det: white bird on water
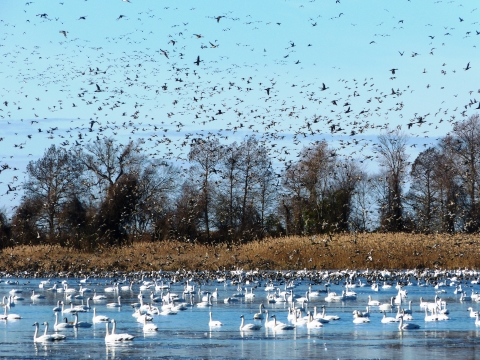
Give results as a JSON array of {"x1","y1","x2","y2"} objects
[
  {"x1": 105, "y1": 319, "x2": 134, "y2": 342},
  {"x1": 239, "y1": 315, "x2": 261, "y2": 331},
  {"x1": 208, "y1": 312, "x2": 223, "y2": 327},
  {"x1": 398, "y1": 315, "x2": 420, "y2": 330},
  {"x1": 33, "y1": 322, "x2": 66, "y2": 342}
]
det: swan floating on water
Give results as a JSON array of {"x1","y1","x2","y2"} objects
[
  {"x1": 54, "y1": 312, "x2": 73, "y2": 330},
  {"x1": 398, "y1": 315, "x2": 420, "y2": 330},
  {"x1": 105, "y1": 319, "x2": 134, "y2": 342},
  {"x1": 33, "y1": 322, "x2": 66, "y2": 342},
  {"x1": 92, "y1": 308, "x2": 109, "y2": 323},
  {"x1": 239, "y1": 315, "x2": 261, "y2": 331},
  {"x1": 208, "y1": 311, "x2": 223, "y2": 327}
]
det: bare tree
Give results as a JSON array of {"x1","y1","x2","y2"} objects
[
  {"x1": 188, "y1": 137, "x2": 223, "y2": 242},
  {"x1": 374, "y1": 128, "x2": 409, "y2": 231},
  {"x1": 0, "y1": 208, "x2": 12, "y2": 249},
  {"x1": 11, "y1": 196, "x2": 43, "y2": 245},
  {"x1": 436, "y1": 136, "x2": 464, "y2": 233},
  {"x1": 349, "y1": 172, "x2": 375, "y2": 231},
  {"x1": 216, "y1": 142, "x2": 241, "y2": 240},
  {"x1": 78, "y1": 138, "x2": 145, "y2": 200},
  {"x1": 24, "y1": 145, "x2": 82, "y2": 239},
  {"x1": 95, "y1": 173, "x2": 139, "y2": 246},
  {"x1": 281, "y1": 162, "x2": 305, "y2": 235},
  {"x1": 131, "y1": 160, "x2": 179, "y2": 239},
  {"x1": 406, "y1": 148, "x2": 441, "y2": 233},
  {"x1": 236, "y1": 136, "x2": 269, "y2": 238},
  {"x1": 449, "y1": 114, "x2": 480, "y2": 232}
]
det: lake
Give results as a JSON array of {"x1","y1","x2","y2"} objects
[{"x1": 1, "y1": 270, "x2": 480, "y2": 359}]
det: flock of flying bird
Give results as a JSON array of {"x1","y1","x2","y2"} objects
[{"x1": 0, "y1": 0, "x2": 479, "y2": 209}]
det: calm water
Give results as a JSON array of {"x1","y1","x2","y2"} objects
[{"x1": 1, "y1": 273, "x2": 480, "y2": 359}]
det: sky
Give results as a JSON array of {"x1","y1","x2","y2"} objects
[{"x1": 0, "y1": 0, "x2": 479, "y2": 215}]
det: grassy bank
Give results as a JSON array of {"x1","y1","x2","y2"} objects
[{"x1": 1, "y1": 233, "x2": 480, "y2": 275}]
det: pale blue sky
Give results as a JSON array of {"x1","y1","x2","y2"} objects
[{"x1": 0, "y1": 0, "x2": 479, "y2": 213}]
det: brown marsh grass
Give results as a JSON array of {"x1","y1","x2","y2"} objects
[{"x1": 1, "y1": 233, "x2": 480, "y2": 274}]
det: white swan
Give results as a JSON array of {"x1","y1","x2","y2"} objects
[
  {"x1": 367, "y1": 295, "x2": 381, "y2": 307},
  {"x1": 39, "y1": 280, "x2": 50, "y2": 289},
  {"x1": 382, "y1": 281, "x2": 392, "y2": 289},
  {"x1": 73, "y1": 313, "x2": 92, "y2": 328},
  {"x1": 52, "y1": 301, "x2": 62, "y2": 312},
  {"x1": 296, "y1": 291, "x2": 310, "y2": 304},
  {"x1": 306, "y1": 312, "x2": 323, "y2": 328},
  {"x1": 209, "y1": 312, "x2": 223, "y2": 327},
  {"x1": 468, "y1": 307, "x2": 479, "y2": 318},
  {"x1": 92, "y1": 291, "x2": 107, "y2": 300},
  {"x1": 381, "y1": 311, "x2": 398, "y2": 324},
  {"x1": 307, "y1": 284, "x2": 324, "y2": 297},
  {"x1": 353, "y1": 306, "x2": 370, "y2": 318},
  {"x1": 31, "y1": 290, "x2": 45, "y2": 300},
  {"x1": 74, "y1": 298, "x2": 92, "y2": 312},
  {"x1": 107, "y1": 296, "x2": 122, "y2": 308},
  {"x1": 78, "y1": 285, "x2": 92, "y2": 294},
  {"x1": 403, "y1": 300, "x2": 413, "y2": 315},
  {"x1": 288, "y1": 309, "x2": 305, "y2": 326},
  {"x1": 63, "y1": 283, "x2": 76, "y2": 294},
  {"x1": 136, "y1": 313, "x2": 153, "y2": 323},
  {"x1": 54, "y1": 312, "x2": 74, "y2": 330},
  {"x1": 239, "y1": 315, "x2": 261, "y2": 331},
  {"x1": 398, "y1": 315, "x2": 420, "y2": 330},
  {"x1": 143, "y1": 316, "x2": 158, "y2": 332},
  {"x1": 353, "y1": 312, "x2": 370, "y2": 324},
  {"x1": 62, "y1": 302, "x2": 78, "y2": 314},
  {"x1": 92, "y1": 308, "x2": 109, "y2": 323},
  {"x1": 104, "y1": 283, "x2": 118, "y2": 293},
  {"x1": 105, "y1": 320, "x2": 134, "y2": 342},
  {"x1": 424, "y1": 307, "x2": 438, "y2": 322},
  {"x1": 319, "y1": 306, "x2": 340, "y2": 321},
  {"x1": 475, "y1": 313, "x2": 480, "y2": 327},
  {"x1": 253, "y1": 303, "x2": 264, "y2": 319},
  {"x1": 121, "y1": 281, "x2": 133, "y2": 291},
  {"x1": 197, "y1": 293, "x2": 213, "y2": 307},
  {"x1": 461, "y1": 292, "x2": 472, "y2": 302},
  {"x1": 324, "y1": 288, "x2": 342, "y2": 302},
  {"x1": 378, "y1": 297, "x2": 394, "y2": 312},
  {"x1": 271, "y1": 314, "x2": 295, "y2": 330},
  {"x1": 211, "y1": 288, "x2": 219, "y2": 299},
  {"x1": 245, "y1": 288, "x2": 255, "y2": 300},
  {"x1": 264, "y1": 310, "x2": 281, "y2": 329},
  {"x1": 33, "y1": 322, "x2": 66, "y2": 342},
  {"x1": 419, "y1": 296, "x2": 438, "y2": 311},
  {"x1": 311, "y1": 307, "x2": 329, "y2": 323},
  {"x1": 4, "y1": 306, "x2": 21, "y2": 320}
]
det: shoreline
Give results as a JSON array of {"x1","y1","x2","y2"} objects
[{"x1": 1, "y1": 233, "x2": 479, "y2": 276}]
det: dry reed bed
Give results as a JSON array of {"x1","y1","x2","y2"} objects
[{"x1": 1, "y1": 233, "x2": 480, "y2": 275}]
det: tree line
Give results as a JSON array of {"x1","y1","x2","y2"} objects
[{"x1": 0, "y1": 114, "x2": 479, "y2": 250}]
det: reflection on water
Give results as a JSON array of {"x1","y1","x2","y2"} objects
[{"x1": 2, "y1": 275, "x2": 480, "y2": 359}]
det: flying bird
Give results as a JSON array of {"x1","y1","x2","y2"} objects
[{"x1": 159, "y1": 49, "x2": 169, "y2": 59}]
